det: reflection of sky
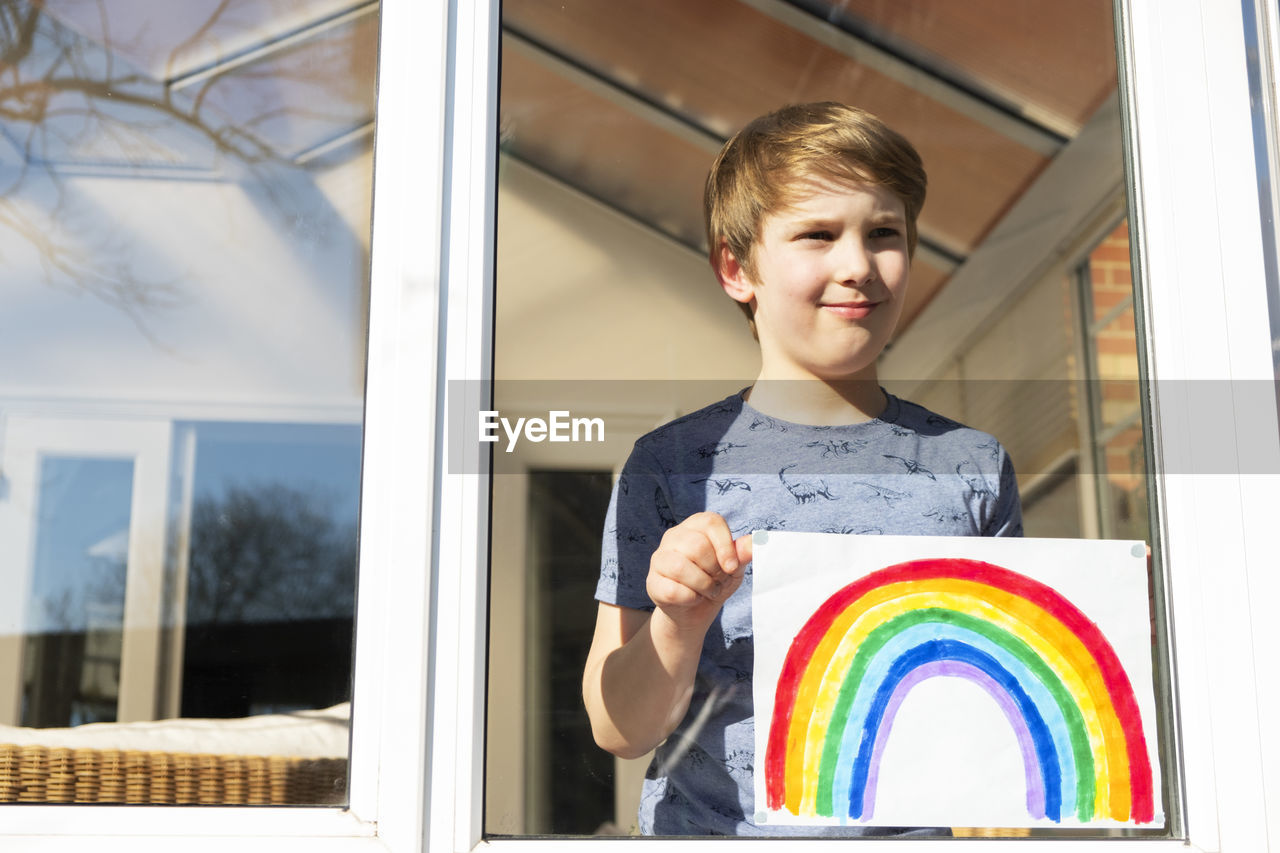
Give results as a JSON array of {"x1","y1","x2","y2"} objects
[
  {"x1": 30, "y1": 457, "x2": 133, "y2": 635},
  {"x1": 39, "y1": 0, "x2": 361, "y2": 84},
  {"x1": 5, "y1": 1, "x2": 371, "y2": 656},
  {"x1": 184, "y1": 422, "x2": 362, "y2": 524},
  {"x1": 0, "y1": 3, "x2": 374, "y2": 406}
]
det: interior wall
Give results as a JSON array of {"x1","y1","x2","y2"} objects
[
  {"x1": 494, "y1": 157, "x2": 759, "y2": 384},
  {"x1": 486, "y1": 158, "x2": 760, "y2": 833},
  {"x1": 907, "y1": 270, "x2": 1083, "y2": 537}
]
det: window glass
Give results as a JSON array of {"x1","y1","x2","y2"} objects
[
  {"x1": 522, "y1": 470, "x2": 615, "y2": 834},
  {"x1": 0, "y1": 0, "x2": 374, "y2": 807},
  {"x1": 172, "y1": 422, "x2": 360, "y2": 721},
  {"x1": 1244, "y1": 0, "x2": 1280, "y2": 393},
  {"x1": 23, "y1": 458, "x2": 134, "y2": 728},
  {"x1": 487, "y1": 0, "x2": 1175, "y2": 839},
  {"x1": 1078, "y1": 223, "x2": 1149, "y2": 542}
]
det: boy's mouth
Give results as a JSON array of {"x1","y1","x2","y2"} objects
[{"x1": 821, "y1": 301, "x2": 878, "y2": 320}]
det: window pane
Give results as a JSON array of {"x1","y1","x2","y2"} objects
[
  {"x1": 1243, "y1": 0, "x2": 1280, "y2": 407},
  {"x1": 488, "y1": 0, "x2": 1174, "y2": 838},
  {"x1": 0, "y1": 0, "x2": 375, "y2": 807},
  {"x1": 175, "y1": 422, "x2": 360, "y2": 720},
  {"x1": 24, "y1": 457, "x2": 133, "y2": 728},
  {"x1": 1080, "y1": 222, "x2": 1149, "y2": 543},
  {"x1": 525, "y1": 470, "x2": 615, "y2": 834}
]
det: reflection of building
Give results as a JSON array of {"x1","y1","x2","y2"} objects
[
  {"x1": 77, "y1": 602, "x2": 124, "y2": 725},
  {"x1": 0, "y1": 3, "x2": 371, "y2": 750}
]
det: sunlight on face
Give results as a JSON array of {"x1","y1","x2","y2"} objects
[{"x1": 734, "y1": 180, "x2": 911, "y2": 384}]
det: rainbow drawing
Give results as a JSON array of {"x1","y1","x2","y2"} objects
[{"x1": 762, "y1": 557, "x2": 1155, "y2": 824}]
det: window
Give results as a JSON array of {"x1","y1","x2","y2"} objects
[
  {"x1": 0, "y1": 0, "x2": 381, "y2": 831},
  {"x1": 486, "y1": 0, "x2": 1178, "y2": 840},
  {"x1": 471, "y1": 0, "x2": 1279, "y2": 849},
  {"x1": 1, "y1": 0, "x2": 1277, "y2": 849}
]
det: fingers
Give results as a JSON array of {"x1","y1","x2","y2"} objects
[
  {"x1": 734, "y1": 532, "x2": 753, "y2": 567},
  {"x1": 666, "y1": 512, "x2": 740, "y2": 577},
  {"x1": 649, "y1": 512, "x2": 742, "y2": 605},
  {"x1": 683, "y1": 511, "x2": 740, "y2": 573}
]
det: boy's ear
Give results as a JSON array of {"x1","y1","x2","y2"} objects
[{"x1": 715, "y1": 242, "x2": 755, "y2": 305}]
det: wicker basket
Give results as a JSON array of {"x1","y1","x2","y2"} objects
[{"x1": 0, "y1": 744, "x2": 346, "y2": 805}]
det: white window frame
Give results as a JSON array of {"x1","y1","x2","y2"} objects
[
  {"x1": 1119, "y1": 2, "x2": 1280, "y2": 851},
  {"x1": 4, "y1": 0, "x2": 1279, "y2": 850}
]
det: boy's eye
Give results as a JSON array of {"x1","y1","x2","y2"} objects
[
  {"x1": 869, "y1": 227, "x2": 900, "y2": 239},
  {"x1": 800, "y1": 230, "x2": 834, "y2": 241}
]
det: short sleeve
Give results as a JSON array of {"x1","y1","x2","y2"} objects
[
  {"x1": 596, "y1": 443, "x2": 680, "y2": 610},
  {"x1": 985, "y1": 446, "x2": 1024, "y2": 537}
]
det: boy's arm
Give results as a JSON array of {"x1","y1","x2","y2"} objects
[{"x1": 583, "y1": 512, "x2": 752, "y2": 759}]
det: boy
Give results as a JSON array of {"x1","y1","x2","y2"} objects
[{"x1": 582, "y1": 102, "x2": 1022, "y2": 836}]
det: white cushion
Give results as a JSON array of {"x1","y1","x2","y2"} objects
[{"x1": 0, "y1": 704, "x2": 349, "y2": 757}]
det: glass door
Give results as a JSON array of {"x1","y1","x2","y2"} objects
[{"x1": 0, "y1": 416, "x2": 171, "y2": 727}]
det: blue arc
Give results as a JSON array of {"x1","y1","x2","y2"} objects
[
  {"x1": 827, "y1": 621, "x2": 1077, "y2": 821},
  {"x1": 843, "y1": 639, "x2": 1062, "y2": 822}
]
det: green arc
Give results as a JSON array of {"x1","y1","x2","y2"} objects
[{"x1": 813, "y1": 607, "x2": 1096, "y2": 821}]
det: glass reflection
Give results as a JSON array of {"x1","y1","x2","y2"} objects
[
  {"x1": 23, "y1": 458, "x2": 133, "y2": 728},
  {"x1": 175, "y1": 423, "x2": 360, "y2": 720},
  {"x1": 488, "y1": 0, "x2": 1168, "y2": 840},
  {"x1": 1080, "y1": 222, "x2": 1150, "y2": 543},
  {"x1": 0, "y1": 0, "x2": 374, "y2": 806}
]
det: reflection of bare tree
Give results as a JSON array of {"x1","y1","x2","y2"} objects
[
  {"x1": 21, "y1": 484, "x2": 354, "y2": 724},
  {"x1": 0, "y1": 0, "x2": 311, "y2": 341},
  {"x1": 185, "y1": 483, "x2": 357, "y2": 626}
]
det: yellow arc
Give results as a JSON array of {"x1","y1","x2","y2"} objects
[{"x1": 784, "y1": 579, "x2": 1131, "y2": 821}]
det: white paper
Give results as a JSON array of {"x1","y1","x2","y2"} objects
[{"x1": 750, "y1": 532, "x2": 1164, "y2": 829}]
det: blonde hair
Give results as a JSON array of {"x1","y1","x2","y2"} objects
[{"x1": 704, "y1": 102, "x2": 927, "y2": 326}]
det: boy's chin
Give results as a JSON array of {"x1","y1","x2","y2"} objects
[
  {"x1": 754, "y1": 368, "x2": 882, "y2": 386},
  {"x1": 807, "y1": 357, "x2": 884, "y2": 383}
]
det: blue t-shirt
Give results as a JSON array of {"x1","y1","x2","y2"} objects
[{"x1": 595, "y1": 390, "x2": 1023, "y2": 836}]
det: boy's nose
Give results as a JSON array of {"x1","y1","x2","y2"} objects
[{"x1": 834, "y1": 238, "x2": 874, "y2": 286}]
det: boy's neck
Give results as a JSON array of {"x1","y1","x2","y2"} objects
[{"x1": 744, "y1": 377, "x2": 888, "y2": 426}]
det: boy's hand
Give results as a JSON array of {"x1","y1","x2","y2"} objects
[
  {"x1": 585, "y1": 514, "x2": 751, "y2": 757},
  {"x1": 646, "y1": 511, "x2": 753, "y2": 635}
]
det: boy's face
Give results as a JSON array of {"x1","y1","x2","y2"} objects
[{"x1": 719, "y1": 179, "x2": 910, "y2": 384}]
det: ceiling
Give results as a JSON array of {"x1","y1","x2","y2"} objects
[{"x1": 498, "y1": 0, "x2": 1118, "y2": 332}]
